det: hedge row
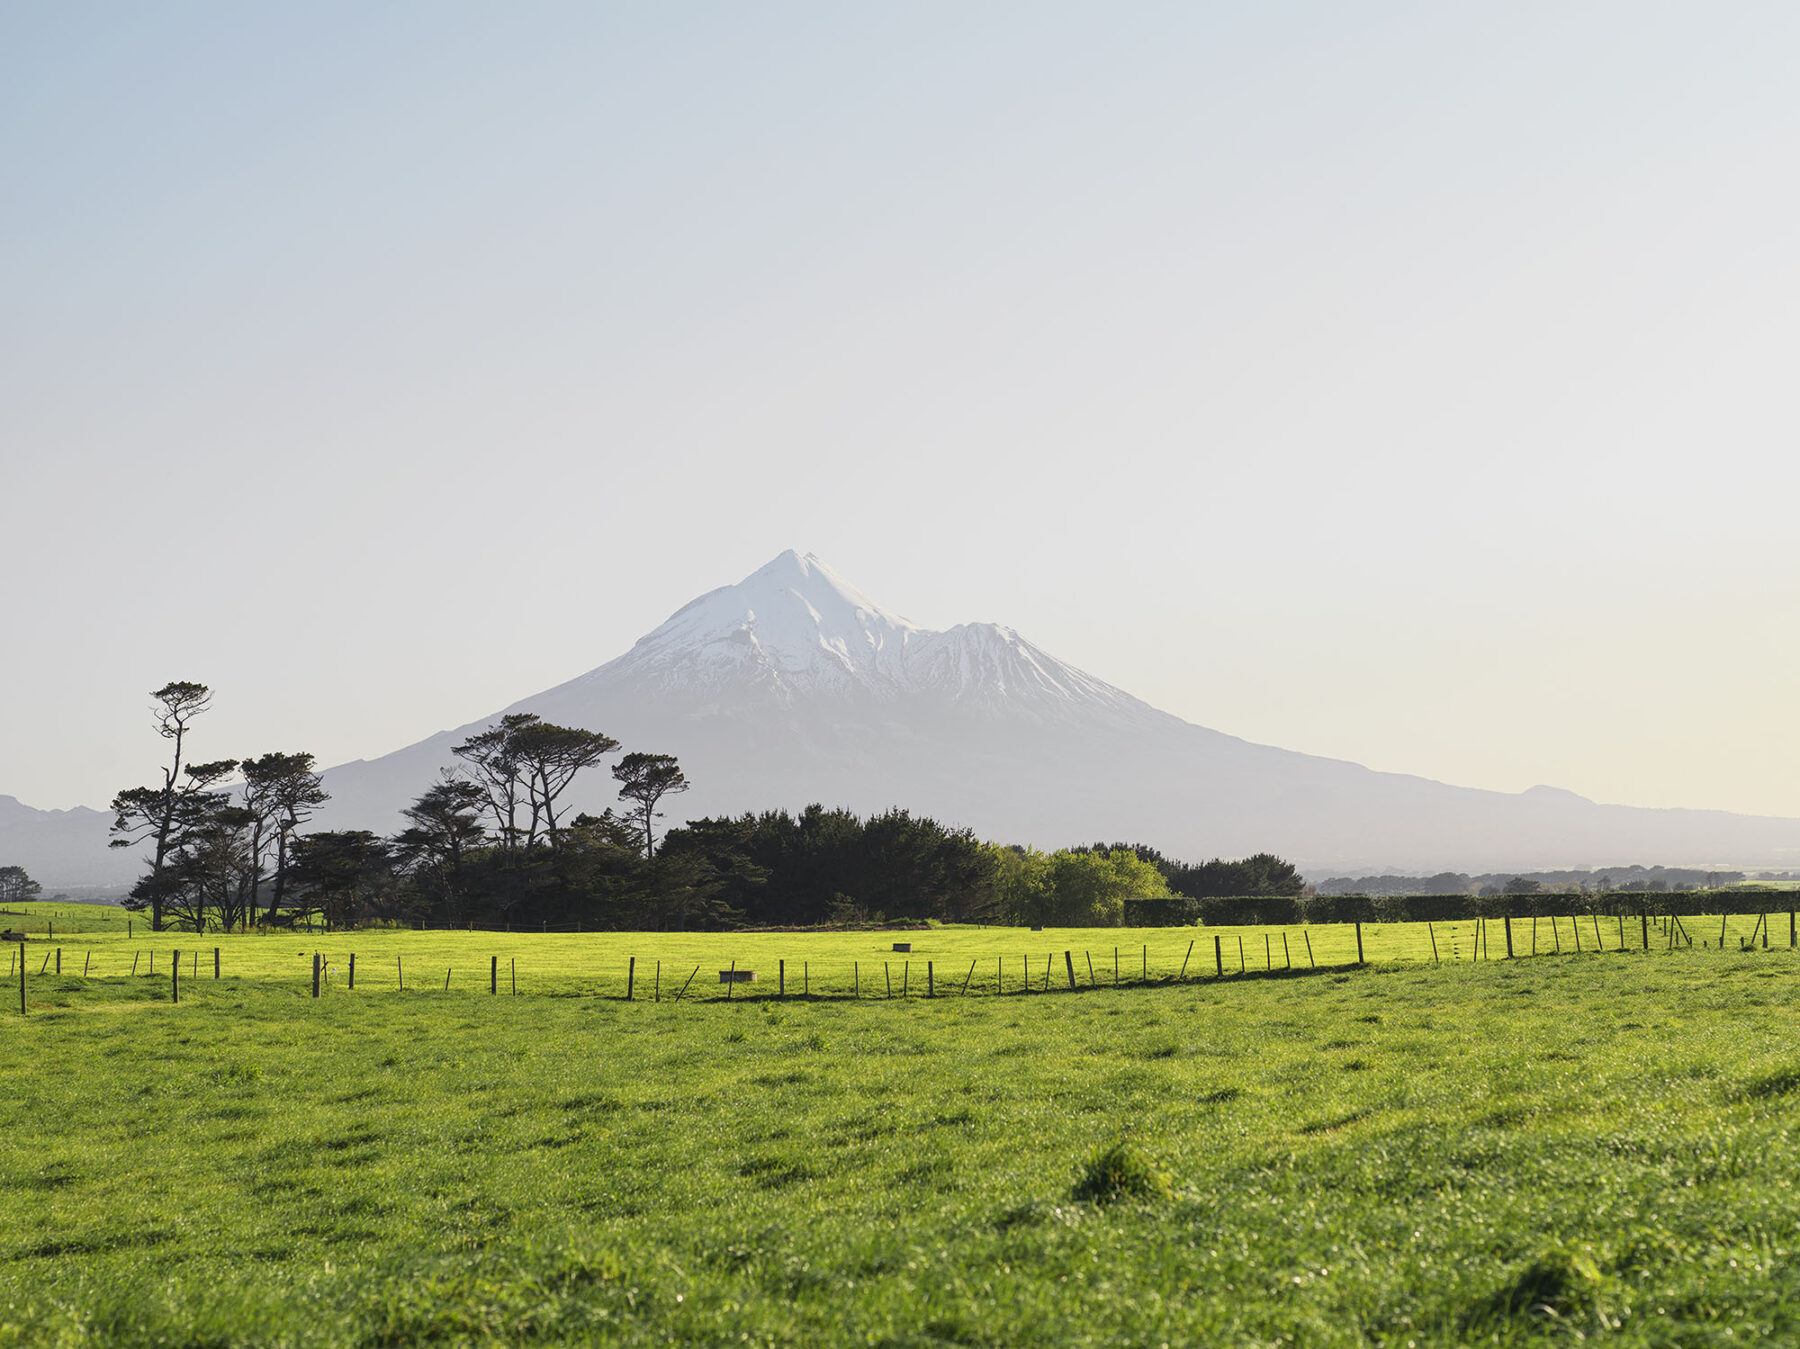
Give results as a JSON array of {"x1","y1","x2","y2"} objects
[{"x1": 1123, "y1": 889, "x2": 1798, "y2": 928}]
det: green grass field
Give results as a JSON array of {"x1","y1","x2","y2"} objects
[
  {"x1": 7, "y1": 906, "x2": 1800, "y2": 1345},
  {"x1": 6, "y1": 899, "x2": 1787, "y2": 1000}
]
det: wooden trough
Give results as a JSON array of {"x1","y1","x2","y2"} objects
[
  {"x1": 719, "y1": 969, "x2": 756, "y2": 984},
  {"x1": 891, "y1": 942, "x2": 912, "y2": 953}
]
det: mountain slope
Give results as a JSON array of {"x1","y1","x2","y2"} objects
[
  {"x1": 0, "y1": 795, "x2": 132, "y2": 891},
  {"x1": 313, "y1": 550, "x2": 1800, "y2": 876},
  {"x1": 15, "y1": 550, "x2": 1800, "y2": 886}
]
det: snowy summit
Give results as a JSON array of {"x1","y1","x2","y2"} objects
[{"x1": 570, "y1": 549, "x2": 1164, "y2": 727}]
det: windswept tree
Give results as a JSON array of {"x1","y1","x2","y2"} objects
[
  {"x1": 613, "y1": 752, "x2": 689, "y2": 859},
  {"x1": 239, "y1": 752, "x2": 328, "y2": 925},
  {"x1": 160, "y1": 803, "x2": 256, "y2": 932},
  {"x1": 453, "y1": 714, "x2": 618, "y2": 849},
  {"x1": 452, "y1": 714, "x2": 534, "y2": 848},
  {"x1": 509, "y1": 720, "x2": 620, "y2": 847},
  {"x1": 394, "y1": 775, "x2": 487, "y2": 911},
  {"x1": 110, "y1": 681, "x2": 236, "y2": 930},
  {"x1": 0, "y1": 866, "x2": 42, "y2": 905}
]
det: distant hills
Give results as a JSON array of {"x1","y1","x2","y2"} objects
[{"x1": 12, "y1": 550, "x2": 1800, "y2": 889}]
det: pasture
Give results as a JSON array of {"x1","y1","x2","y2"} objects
[
  {"x1": 4, "y1": 899, "x2": 1785, "y2": 1000},
  {"x1": 5, "y1": 910, "x2": 1800, "y2": 1345}
]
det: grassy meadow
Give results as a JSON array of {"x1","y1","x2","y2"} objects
[
  {"x1": 7, "y1": 906, "x2": 1800, "y2": 1344},
  {"x1": 6, "y1": 898, "x2": 1785, "y2": 999}
]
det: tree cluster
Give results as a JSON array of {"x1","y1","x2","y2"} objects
[
  {"x1": 0, "y1": 866, "x2": 42, "y2": 906},
  {"x1": 109, "y1": 683, "x2": 326, "y2": 932}
]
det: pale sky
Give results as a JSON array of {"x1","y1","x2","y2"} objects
[{"x1": 5, "y1": 3, "x2": 1799, "y2": 821}]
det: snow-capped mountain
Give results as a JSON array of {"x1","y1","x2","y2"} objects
[
  {"x1": 15, "y1": 549, "x2": 1800, "y2": 887},
  {"x1": 547, "y1": 551, "x2": 1165, "y2": 728}
]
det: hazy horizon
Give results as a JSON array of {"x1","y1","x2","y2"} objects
[{"x1": 6, "y1": 4, "x2": 1799, "y2": 818}]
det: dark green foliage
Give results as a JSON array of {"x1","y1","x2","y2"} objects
[
  {"x1": 287, "y1": 831, "x2": 397, "y2": 927},
  {"x1": 1168, "y1": 852, "x2": 1305, "y2": 900},
  {"x1": 661, "y1": 805, "x2": 1000, "y2": 926},
  {"x1": 1122, "y1": 895, "x2": 1202, "y2": 927},
  {"x1": 0, "y1": 866, "x2": 41, "y2": 905}
]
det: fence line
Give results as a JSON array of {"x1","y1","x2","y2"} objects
[{"x1": 10, "y1": 909, "x2": 1798, "y2": 1015}]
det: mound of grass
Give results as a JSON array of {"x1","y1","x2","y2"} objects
[{"x1": 1071, "y1": 1137, "x2": 1172, "y2": 1204}]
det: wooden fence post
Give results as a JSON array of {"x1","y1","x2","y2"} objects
[
  {"x1": 779, "y1": 959, "x2": 785, "y2": 998},
  {"x1": 214, "y1": 947, "x2": 221, "y2": 979},
  {"x1": 1642, "y1": 913, "x2": 1649, "y2": 951},
  {"x1": 1179, "y1": 940, "x2": 1193, "y2": 979},
  {"x1": 854, "y1": 962, "x2": 859, "y2": 997},
  {"x1": 654, "y1": 960, "x2": 660, "y2": 1002},
  {"x1": 961, "y1": 960, "x2": 976, "y2": 995},
  {"x1": 1282, "y1": 932, "x2": 1291, "y2": 969},
  {"x1": 1142, "y1": 945, "x2": 1148, "y2": 981},
  {"x1": 348, "y1": 953, "x2": 355, "y2": 989},
  {"x1": 397, "y1": 955, "x2": 404, "y2": 990},
  {"x1": 1504, "y1": 916, "x2": 1514, "y2": 959},
  {"x1": 1086, "y1": 951, "x2": 1096, "y2": 985},
  {"x1": 1065, "y1": 950, "x2": 1077, "y2": 989},
  {"x1": 172, "y1": 950, "x2": 180, "y2": 1004},
  {"x1": 1214, "y1": 936, "x2": 1223, "y2": 977},
  {"x1": 491, "y1": 955, "x2": 498, "y2": 995},
  {"x1": 727, "y1": 959, "x2": 735, "y2": 1000},
  {"x1": 55, "y1": 949, "x2": 61, "y2": 975},
  {"x1": 83, "y1": 952, "x2": 90, "y2": 976},
  {"x1": 627, "y1": 956, "x2": 636, "y2": 1002},
  {"x1": 312, "y1": 952, "x2": 321, "y2": 998},
  {"x1": 444, "y1": 968, "x2": 451, "y2": 991},
  {"x1": 675, "y1": 966, "x2": 699, "y2": 1001},
  {"x1": 1113, "y1": 947, "x2": 1119, "y2": 987}
]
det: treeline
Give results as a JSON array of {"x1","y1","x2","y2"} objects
[
  {"x1": 1165, "y1": 889, "x2": 1798, "y2": 927},
  {"x1": 1316, "y1": 865, "x2": 1748, "y2": 897},
  {"x1": 108, "y1": 682, "x2": 1323, "y2": 932}
]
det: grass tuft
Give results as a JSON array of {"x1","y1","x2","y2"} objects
[{"x1": 1071, "y1": 1137, "x2": 1172, "y2": 1204}]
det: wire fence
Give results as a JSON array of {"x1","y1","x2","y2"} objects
[{"x1": 9, "y1": 909, "x2": 1796, "y2": 1012}]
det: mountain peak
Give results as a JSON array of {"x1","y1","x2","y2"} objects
[{"x1": 542, "y1": 552, "x2": 1162, "y2": 727}]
